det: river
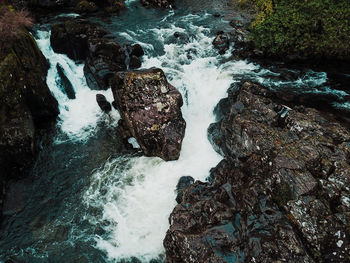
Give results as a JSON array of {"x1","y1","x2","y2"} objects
[{"x1": 0, "y1": 0, "x2": 349, "y2": 262}]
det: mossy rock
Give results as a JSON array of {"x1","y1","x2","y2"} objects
[{"x1": 0, "y1": 28, "x2": 58, "y2": 180}]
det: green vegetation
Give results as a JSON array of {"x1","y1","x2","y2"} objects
[{"x1": 240, "y1": 0, "x2": 350, "y2": 60}]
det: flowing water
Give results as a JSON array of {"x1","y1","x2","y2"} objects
[{"x1": 1, "y1": 1, "x2": 349, "y2": 262}]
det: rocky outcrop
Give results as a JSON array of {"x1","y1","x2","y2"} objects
[
  {"x1": 85, "y1": 41, "x2": 145, "y2": 90},
  {"x1": 164, "y1": 82, "x2": 350, "y2": 262},
  {"x1": 140, "y1": 0, "x2": 175, "y2": 9},
  {"x1": 50, "y1": 19, "x2": 107, "y2": 61},
  {"x1": 0, "y1": 29, "x2": 59, "y2": 217},
  {"x1": 84, "y1": 38, "x2": 127, "y2": 90},
  {"x1": 50, "y1": 19, "x2": 144, "y2": 90},
  {"x1": 110, "y1": 68, "x2": 186, "y2": 161},
  {"x1": 25, "y1": 0, "x2": 126, "y2": 14}
]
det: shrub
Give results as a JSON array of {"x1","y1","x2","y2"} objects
[
  {"x1": 0, "y1": 6, "x2": 33, "y2": 57},
  {"x1": 241, "y1": 0, "x2": 350, "y2": 60}
]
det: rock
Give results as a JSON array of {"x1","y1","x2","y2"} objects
[
  {"x1": 103, "y1": 0, "x2": 126, "y2": 13},
  {"x1": 56, "y1": 64, "x2": 76, "y2": 99},
  {"x1": 0, "y1": 29, "x2": 58, "y2": 216},
  {"x1": 96, "y1": 94, "x2": 112, "y2": 113},
  {"x1": 110, "y1": 68, "x2": 186, "y2": 161},
  {"x1": 164, "y1": 81, "x2": 350, "y2": 262},
  {"x1": 75, "y1": 1, "x2": 98, "y2": 13},
  {"x1": 129, "y1": 55, "x2": 142, "y2": 69},
  {"x1": 84, "y1": 38, "x2": 127, "y2": 90},
  {"x1": 27, "y1": 0, "x2": 71, "y2": 9},
  {"x1": 212, "y1": 31, "x2": 232, "y2": 55},
  {"x1": 26, "y1": 0, "x2": 126, "y2": 15},
  {"x1": 176, "y1": 176, "x2": 194, "y2": 204},
  {"x1": 140, "y1": 0, "x2": 175, "y2": 9},
  {"x1": 50, "y1": 19, "x2": 107, "y2": 61},
  {"x1": 130, "y1": 44, "x2": 144, "y2": 57}
]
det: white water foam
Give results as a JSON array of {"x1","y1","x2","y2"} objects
[
  {"x1": 35, "y1": 30, "x2": 119, "y2": 141},
  {"x1": 84, "y1": 15, "x2": 257, "y2": 262}
]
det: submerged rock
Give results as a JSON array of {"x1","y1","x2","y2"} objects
[
  {"x1": 111, "y1": 68, "x2": 186, "y2": 161},
  {"x1": 164, "y1": 81, "x2": 350, "y2": 262},
  {"x1": 96, "y1": 94, "x2": 112, "y2": 113},
  {"x1": 56, "y1": 64, "x2": 75, "y2": 99}
]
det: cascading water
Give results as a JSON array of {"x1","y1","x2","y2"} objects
[
  {"x1": 1, "y1": 1, "x2": 349, "y2": 263},
  {"x1": 35, "y1": 30, "x2": 120, "y2": 141},
  {"x1": 84, "y1": 14, "x2": 258, "y2": 262}
]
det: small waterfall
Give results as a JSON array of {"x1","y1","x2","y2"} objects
[
  {"x1": 35, "y1": 30, "x2": 119, "y2": 141},
  {"x1": 84, "y1": 13, "x2": 257, "y2": 262}
]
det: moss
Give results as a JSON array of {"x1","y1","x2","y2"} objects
[{"x1": 247, "y1": 0, "x2": 350, "y2": 60}]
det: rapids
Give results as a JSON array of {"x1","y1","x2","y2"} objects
[{"x1": 0, "y1": 0, "x2": 349, "y2": 262}]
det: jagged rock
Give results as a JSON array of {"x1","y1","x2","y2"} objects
[
  {"x1": 50, "y1": 19, "x2": 107, "y2": 61},
  {"x1": 96, "y1": 94, "x2": 112, "y2": 113},
  {"x1": 129, "y1": 44, "x2": 144, "y2": 57},
  {"x1": 0, "y1": 29, "x2": 58, "y2": 216},
  {"x1": 176, "y1": 176, "x2": 194, "y2": 204},
  {"x1": 140, "y1": 0, "x2": 175, "y2": 9},
  {"x1": 84, "y1": 38, "x2": 127, "y2": 90},
  {"x1": 129, "y1": 55, "x2": 142, "y2": 69},
  {"x1": 110, "y1": 68, "x2": 186, "y2": 161},
  {"x1": 212, "y1": 31, "x2": 232, "y2": 55},
  {"x1": 56, "y1": 64, "x2": 76, "y2": 99},
  {"x1": 164, "y1": 82, "x2": 350, "y2": 262}
]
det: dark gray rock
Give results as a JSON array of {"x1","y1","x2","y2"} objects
[
  {"x1": 56, "y1": 64, "x2": 75, "y2": 99},
  {"x1": 96, "y1": 94, "x2": 112, "y2": 113},
  {"x1": 164, "y1": 82, "x2": 350, "y2": 263}
]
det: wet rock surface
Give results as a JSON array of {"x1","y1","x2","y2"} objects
[
  {"x1": 96, "y1": 94, "x2": 112, "y2": 113},
  {"x1": 56, "y1": 64, "x2": 75, "y2": 99},
  {"x1": 0, "y1": 29, "x2": 58, "y2": 219},
  {"x1": 140, "y1": 0, "x2": 175, "y2": 9},
  {"x1": 111, "y1": 68, "x2": 186, "y2": 161},
  {"x1": 164, "y1": 81, "x2": 350, "y2": 262},
  {"x1": 84, "y1": 38, "x2": 127, "y2": 90},
  {"x1": 50, "y1": 19, "x2": 144, "y2": 90},
  {"x1": 50, "y1": 19, "x2": 107, "y2": 61}
]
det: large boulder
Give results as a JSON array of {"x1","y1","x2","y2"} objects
[
  {"x1": 164, "y1": 82, "x2": 350, "y2": 262},
  {"x1": 111, "y1": 68, "x2": 186, "y2": 161},
  {"x1": 84, "y1": 38, "x2": 127, "y2": 90},
  {"x1": 50, "y1": 19, "x2": 107, "y2": 61},
  {"x1": 0, "y1": 29, "x2": 59, "y2": 215}
]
